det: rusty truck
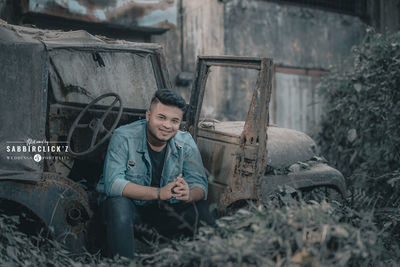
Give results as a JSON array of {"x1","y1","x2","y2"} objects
[{"x1": 0, "y1": 22, "x2": 346, "y2": 252}]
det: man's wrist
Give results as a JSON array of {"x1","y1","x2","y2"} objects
[
  {"x1": 182, "y1": 190, "x2": 192, "y2": 203},
  {"x1": 186, "y1": 188, "x2": 205, "y2": 202},
  {"x1": 152, "y1": 187, "x2": 159, "y2": 200}
]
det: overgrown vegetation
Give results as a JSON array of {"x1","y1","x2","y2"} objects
[
  {"x1": 0, "y1": 215, "x2": 130, "y2": 266},
  {"x1": 317, "y1": 29, "x2": 400, "y2": 255},
  {"x1": 2, "y1": 29, "x2": 400, "y2": 266},
  {"x1": 317, "y1": 29, "x2": 400, "y2": 179},
  {"x1": 136, "y1": 199, "x2": 399, "y2": 266},
  {"x1": 2, "y1": 197, "x2": 399, "y2": 266}
]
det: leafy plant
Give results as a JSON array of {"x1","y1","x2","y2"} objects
[
  {"x1": 316, "y1": 28, "x2": 400, "y2": 264},
  {"x1": 0, "y1": 215, "x2": 131, "y2": 267},
  {"x1": 317, "y1": 29, "x2": 400, "y2": 179},
  {"x1": 135, "y1": 200, "x2": 400, "y2": 266}
]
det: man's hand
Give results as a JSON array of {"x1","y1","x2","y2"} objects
[
  {"x1": 122, "y1": 174, "x2": 204, "y2": 202},
  {"x1": 172, "y1": 174, "x2": 191, "y2": 201},
  {"x1": 160, "y1": 180, "x2": 178, "y2": 201}
]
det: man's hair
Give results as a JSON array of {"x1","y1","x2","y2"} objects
[{"x1": 150, "y1": 89, "x2": 187, "y2": 113}]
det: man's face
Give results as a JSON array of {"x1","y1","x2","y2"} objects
[{"x1": 146, "y1": 102, "x2": 183, "y2": 142}]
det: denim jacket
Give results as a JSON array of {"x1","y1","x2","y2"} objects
[{"x1": 96, "y1": 120, "x2": 208, "y2": 205}]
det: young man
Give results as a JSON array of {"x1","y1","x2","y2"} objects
[{"x1": 96, "y1": 89, "x2": 214, "y2": 258}]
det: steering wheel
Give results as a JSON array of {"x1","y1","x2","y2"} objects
[{"x1": 67, "y1": 93, "x2": 123, "y2": 156}]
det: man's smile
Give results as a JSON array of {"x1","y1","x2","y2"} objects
[{"x1": 159, "y1": 128, "x2": 172, "y2": 134}]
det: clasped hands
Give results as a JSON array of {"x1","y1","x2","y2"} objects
[{"x1": 159, "y1": 174, "x2": 191, "y2": 201}]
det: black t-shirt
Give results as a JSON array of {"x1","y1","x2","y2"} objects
[{"x1": 147, "y1": 143, "x2": 167, "y2": 188}]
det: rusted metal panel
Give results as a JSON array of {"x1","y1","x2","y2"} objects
[
  {"x1": 27, "y1": 0, "x2": 177, "y2": 29},
  {"x1": 196, "y1": 136, "x2": 237, "y2": 186},
  {"x1": 187, "y1": 56, "x2": 274, "y2": 210},
  {"x1": 230, "y1": 58, "x2": 273, "y2": 207}
]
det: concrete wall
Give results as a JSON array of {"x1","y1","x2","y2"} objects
[
  {"x1": 367, "y1": 0, "x2": 400, "y2": 34},
  {"x1": 153, "y1": 0, "x2": 225, "y2": 106},
  {"x1": 224, "y1": 0, "x2": 366, "y2": 69},
  {"x1": 273, "y1": 72, "x2": 323, "y2": 135},
  {"x1": 171, "y1": 0, "x2": 367, "y2": 135}
]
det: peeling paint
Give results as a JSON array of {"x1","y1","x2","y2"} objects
[
  {"x1": 133, "y1": 0, "x2": 163, "y2": 4},
  {"x1": 137, "y1": 2, "x2": 177, "y2": 26},
  {"x1": 66, "y1": 0, "x2": 87, "y2": 15},
  {"x1": 115, "y1": 0, "x2": 136, "y2": 9},
  {"x1": 29, "y1": 0, "x2": 46, "y2": 12},
  {"x1": 93, "y1": 9, "x2": 106, "y2": 21},
  {"x1": 27, "y1": 0, "x2": 177, "y2": 27}
]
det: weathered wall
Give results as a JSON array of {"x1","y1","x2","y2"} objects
[
  {"x1": 224, "y1": 1, "x2": 366, "y2": 69},
  {"x1": 152, "y1": 22, "x2": 181, "y2": 91},
  {"x1": 175, "y1": 0, "x2": 367, "y2": 134},
  {"x1": 181, "y1": 0, "x2": 224, "y2": 70},
  {"x1": 273, "y1": 72, "x2": 323, "y2": 135},
  {"x1": 154, "y1": 0, "x2": 225, "y2": 104},
  {"x1": 223, "y1": 1, "x2": 367, "y2": 134},
  {"x1": 183, "y1": 0, "x2": 225, "y2": 106},
  {"x1": 367, "y1": 0, "x2": 400, "y2": 33}
]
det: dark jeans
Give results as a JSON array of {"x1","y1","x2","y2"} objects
[{"x1": 102, "y1": 197, "x2": 215, "y2": 259}]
